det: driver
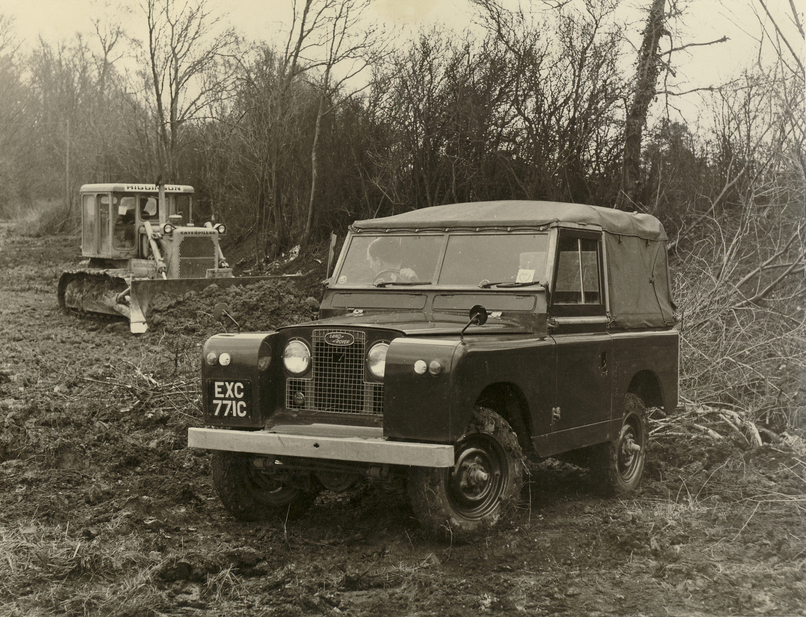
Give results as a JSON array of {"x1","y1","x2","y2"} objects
[{"x1": 366, "y1": 237, "x2": 418, "y2": 283}]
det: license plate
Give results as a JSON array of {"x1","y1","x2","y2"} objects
[{"x1": 208, "y1": 380, "x2": 251, "y2": 419}]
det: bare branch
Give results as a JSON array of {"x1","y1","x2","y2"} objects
[
  {"x1": 756, "y1": 0, "x2": 805, "y2": 74},
  {"x1": 662, "y1": 35, "x2": 729, "y2": 56}
]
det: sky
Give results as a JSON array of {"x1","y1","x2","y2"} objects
[{"x1": 0, "y1": 0, "x2": 797, "y2": 122}]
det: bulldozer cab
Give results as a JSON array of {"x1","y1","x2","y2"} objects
[{"x1": 79, "y1": 183, "x2": 194, "y2": 261}]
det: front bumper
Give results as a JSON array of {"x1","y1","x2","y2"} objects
[{"x1": 188, "y1": 424, "x2": 454, "y2": 468}]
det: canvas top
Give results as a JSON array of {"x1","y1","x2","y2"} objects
[{"x1": 353, "y1": 200, "x2": 667, "y2": 242}]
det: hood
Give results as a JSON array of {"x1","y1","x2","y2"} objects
[{"x1": 281, "y1": 310, "x2": 546, "y2": 337}]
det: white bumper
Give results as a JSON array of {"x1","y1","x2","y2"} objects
[{"x1": 188, "y1": 424, "x2": 455, "y2": 468}]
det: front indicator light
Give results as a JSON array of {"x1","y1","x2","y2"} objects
[
  {"x1": 428, "y1": 360, "x2": 443, "y2": 375},
  {"x1": 283, "y1": 340, "x2": 311, "y2": 375},
  {"x1": 367, "y1": 342, "x2": 389, "y2": 379},
  {"x1": 206, "y1": 352, "x2": 218, "y2": 365}
]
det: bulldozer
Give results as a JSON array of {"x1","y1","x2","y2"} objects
[{"x1": 58, "y1": 182, "x2": 270, "y2": 333}]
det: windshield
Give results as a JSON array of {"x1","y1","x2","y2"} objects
[
  {"x1": 439, "y1": 233, "x2": 548, "y2": 286},
  {"x1": 333, "y1": 232, "x2": 549, "y2": 288},
  {"x1": 335, "y1": 234, "x2": 442, "y2": 286}
]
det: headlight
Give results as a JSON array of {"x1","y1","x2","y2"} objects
[
  {"x1": 162, "y1": 223, "x2": 175, "y2": 234},
  {"x1": 214, "y1": 223, "x2": 227, "y2": 235},
  {"x1": 283, "y1": 340, "x2": 311, "y2": 375},
  {"x1": 219, "y1": 352, "x2": 231, "y2": 366},
  {"x1": 367, "y1": 342, "x2": 389, "y2": 379}
]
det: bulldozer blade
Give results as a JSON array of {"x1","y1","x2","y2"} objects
[
  {"x1": 58, "y1": 270, "x2": 131, "y2": 320},
  {"x1": 128, "y1": 276, "x2": 294, "y2": 334}
]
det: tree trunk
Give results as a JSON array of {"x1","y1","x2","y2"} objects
[
  {"x1": 616, "y1": 0, "x2": 666, "y2": 211},
  {"x1": 304, "y1": 88, "x2": 327, "y2": 249}
]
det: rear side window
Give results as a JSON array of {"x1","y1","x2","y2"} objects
[{"x1": 554, "y1": 236, "x2": 601, "y2": 305}]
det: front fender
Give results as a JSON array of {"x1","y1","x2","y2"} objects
[
  {"x1": 383, "y1": 338, "x2": 465, "y2": 442},
  {"x1": 201, "y1": 332, "x2": 278, "y2": 427}
]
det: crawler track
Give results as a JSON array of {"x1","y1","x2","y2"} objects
[{"x1": 57, "y1": 270, "x2": 130, "y2": 323}]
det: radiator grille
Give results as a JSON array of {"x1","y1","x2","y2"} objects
[
  {"x1": 178, "y1": 236, "x2": 216, "y2": 278},
  {"x1": 286, "y1": 329, "x2": 384, "y2": 415}
]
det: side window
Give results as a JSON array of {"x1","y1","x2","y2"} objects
[
  {"x1": 98, "y1": 194, "x2": 111, "y2": 254},
  {"x1": 113, "y1": 196, "x2": 136, "y2": 250},
  {"x1": 140, "y1": 196, "x2": 159, "y2": 219},
  {"x1": 554, "y1": 235, "x2": 601, "y2": 305},
  {"x1": 174, "y1": 194, "x2": 192, "y2": 224},
  {"x1": 82, "y1": 194, "x2": 96, "y2": 253}
]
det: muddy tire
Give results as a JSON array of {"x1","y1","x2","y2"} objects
[
  {"x1": 211, "y1": 451, "x2": 318, "y2": 522},
  {"x1": 591, "y1": 393, "x2": 647, "y2": 494},
  {"x1": 408, "y1": 407, "x2": 524, "y2": 540}
]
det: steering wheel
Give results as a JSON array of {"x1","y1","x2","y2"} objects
[{"x1": 373, "y1": 269, "x2": 400, "y2": 284}]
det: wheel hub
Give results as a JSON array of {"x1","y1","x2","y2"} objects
[
  {"x1": 458, "y1": 457, "x2": 490, "y2": 493},
  {"x1": 617, "y1": 425, "x2": 643, "y2": 480},
  {"x1": 454, "y1": 446, "x2": 497, "y2": 502}
]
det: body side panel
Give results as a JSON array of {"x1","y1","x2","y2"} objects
[{"x1": 610, "y1": 329, "x2": 679, "y2": 422}]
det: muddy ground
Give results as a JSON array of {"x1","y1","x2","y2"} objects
[{"x1": 0, "y1": 227, "x2": 803, "y2": 616}]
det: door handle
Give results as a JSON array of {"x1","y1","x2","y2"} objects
[{"x1": 600, "y1": 351, "x2": 608, "y2": 373}]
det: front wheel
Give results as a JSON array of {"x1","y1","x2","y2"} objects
[
  {"x1": 591, "y1": 393, "x2": 647, "y2": 494},
  {"x1": 408, "y1": 407, "x2": 524, "y2": 539},
  {"x1": 211, "y1": 451, "x2": 319, "y2": 521}
]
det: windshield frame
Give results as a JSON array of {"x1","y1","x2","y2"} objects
[{"x1": 331, "y1": 229, "x2": 551, "y2": 290}]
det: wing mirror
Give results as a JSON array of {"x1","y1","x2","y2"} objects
[
  {"x1": 461, "y1": 304, "x2": 488, "y2": 336},
  {"x1": 214, "y1": 302, "x2": 240, "y2": 332}
]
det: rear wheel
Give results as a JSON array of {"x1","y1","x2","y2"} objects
[
  {"x1": 408, "y1": 407, "x2": 524, "y2": 539},
  {"x1": 211, "y1": 451, "x2": 318, "y2": 521},
  {"x1": 591, "y1": 393, "x2": 647, "y2": 494}
]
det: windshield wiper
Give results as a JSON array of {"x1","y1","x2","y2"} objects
[
  {"x1": 478, "y1": 280, "x2": 544, "y2": 289},
  {"x1": 374, "y1": 281, "x2": 432, "y2": 288}
]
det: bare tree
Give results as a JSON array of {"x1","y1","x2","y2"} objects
[
  {"x1": 0, "y1": 15, "x2": 27, "y2": 214},
  {"x1": 141, "y1": 0, "x2": 237, "y2": 179},
  {"x1": 615, "y1": 0, "x2": 666, "y2": 210},
  {"x1": 753, "y1": 0, "x2": 805, "y2": 177},
  {"x1": 616, "y1": 0, "x2": 731, "y2": 211},
  {"x1": 673, "y1": 0, "x2": 805, "y2": 428},
  {"x1": 221, "y1": 0, "x2": 382, "y2": 258},
  {"x1": 0, "y1": 16, "x2": 23, "y2": 144},
  {"x1": 223, "y1": 45, "x2": 312, "y2": 260},
  {"x1": 302, "y1": 0, "x2": 379, "y2": 247},
  {"x1": 468, "y1": 0, "x2": 627, "y2": 203}
]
